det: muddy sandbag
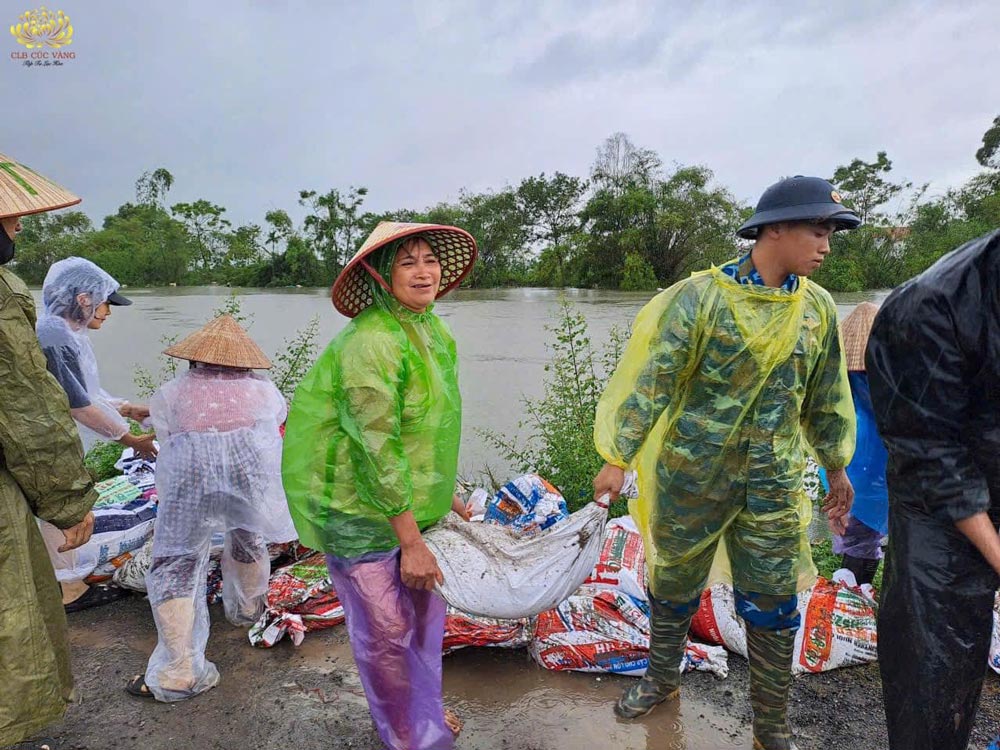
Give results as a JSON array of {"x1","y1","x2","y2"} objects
[{"x1": 424, "y1": 497, "x2": 610, "y2": 619}]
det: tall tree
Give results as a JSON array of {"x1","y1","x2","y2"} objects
[
  {"x1": 135, "y1": 168, "x2": 175, "y2": 207},
  {"x1": 170, "y1": 199, "x2": 232, "y2": 270},
  {"x1": 591, "y1": 132, "x2": 661, "y2": 195},
  {"x1": 516, "y1": 172, "x2": 587, "y2": 285},
  {"x1": 830, "y1": 151, "x2": 911, "y2": 224},
  {"x1": 298, "y1": 186, "x2": 371, "y2": 271},
  {"x1": 975, "y1": 115, "x2": 1000, "y2": 168}
]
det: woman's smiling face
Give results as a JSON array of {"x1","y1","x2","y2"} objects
[{"x1": 390, "y1": 237, "x2": 441, "y2": 313}]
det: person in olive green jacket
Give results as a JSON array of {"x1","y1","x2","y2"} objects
[{"x1": 0, "y1": 154, "x2": 100, "y2": 746}]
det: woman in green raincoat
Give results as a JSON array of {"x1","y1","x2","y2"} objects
[
  {"x1": 593, "y1": 177, "x2": 860, "y2": 750},
  {"x1": 0, "y1": 154, "x2": 99, "y2": 746},
  {"x1": 282, "y1": 222, "x2": 476, "y2": 750}
]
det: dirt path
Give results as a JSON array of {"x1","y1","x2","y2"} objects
[{"x1": 22, "y1": 595, "x2": 1000, "y2": 749}]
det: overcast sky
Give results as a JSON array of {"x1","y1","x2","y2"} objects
[{"x1": 3, "y1": 0, "x2": 998, "y2": 228}]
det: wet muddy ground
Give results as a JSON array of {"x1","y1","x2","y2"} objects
[{"x1": 21, "y1": 595, "x2": 1000, "y2": 749}]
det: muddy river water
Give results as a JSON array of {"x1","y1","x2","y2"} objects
[{"x1": 32, "y1": 285, "x2": 888, "y2": 478}]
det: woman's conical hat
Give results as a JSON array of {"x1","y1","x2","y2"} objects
[
  {"x1": 0, "y1": 153, "x2": 81, "y2": 219},
  {"x1": 331, "y1": 222, "x2": 477, "y2": 318},
  {"x1": 840, "y1": 301, "x2": 880, "y2": 371},
  {"x1": 164, "y1": 314, "x2": 272, "y2": 369}
]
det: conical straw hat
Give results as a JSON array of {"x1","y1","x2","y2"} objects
[
  {"x1": 331, "y1": 222, "x2": 477, "y2": 318},
  {"x1": 0, "y1": 153, "x2": 81, "y2": 219},
  {"x1": 840, "y1": 301, "x2": 879, "y2": 371},
  {"x1": 164, "y1": 314, "x2": 272, "y2": 369}
]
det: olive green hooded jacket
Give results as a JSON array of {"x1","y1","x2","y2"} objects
[{"x1": 0, "y1": 266, "x2": 98, "y2": 745}]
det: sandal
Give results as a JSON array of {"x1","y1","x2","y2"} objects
[
  {"x1": 64, "y1": 584, "x2": 130, "y2": 614},
  {"x1": 125, "y1": 674, "x2": 154, "y2": 699},
  {"x1": 444, "y1": 708, "x2": 463, "y2": 738}
]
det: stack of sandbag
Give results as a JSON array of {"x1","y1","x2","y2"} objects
[
  {"x1": 40, "y1": 476, "x2": 157, "y2": 583},
  {"x1": 528, "y1": 516, "x2": 728, "y2": 679},
  {"x1": 439, "y1": 475, "x2": 576, "y2": 652},
  {"x1": 690, "y1": 570, "x2": 879, "y2": 675}
]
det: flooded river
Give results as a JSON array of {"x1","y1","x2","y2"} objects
[{"x1": 31, "y1": 285, "x2": 889, "y2": 477}]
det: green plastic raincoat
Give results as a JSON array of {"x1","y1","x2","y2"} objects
[
  {"x1": 595, "y1": 265, "x2": 855, "y2": 602},
  {"x1": 0, "y1": 267, "x2": 98, "y2": 746},
  {"x1": 282, "y1": 277, "x2": 462, "y2": 559}
]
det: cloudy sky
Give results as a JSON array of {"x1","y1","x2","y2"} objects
[{"x1": 3, "y1": 0, "x2": 998, "y2": 227}]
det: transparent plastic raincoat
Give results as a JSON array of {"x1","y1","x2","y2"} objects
[
  {"x1": 144, "y1": 366, "x2": 295, "y2": 702},
  {"x1": 282, "y1": 249, "x2": 462, "y2": 559},
  {"x1": 595, "y1": 265, "x2": 855, "y2": 602},
  {"x1": 36, "y1": 257, "x2": 129, "y2": 446}
]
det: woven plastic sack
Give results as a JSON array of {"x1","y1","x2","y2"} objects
[
  {"x1": 582, "y1": 516, "x2": 647, "y2": 601},
  {"x1": 424, "y1": 496, "x2": 610, "y2": 619},
  {"x1": 691, "y1": 576, "x2": 878, "y2": 675},
  {"x1": 529, "y1": 585, "x2": 728, "y2": 678},
  {"x1": 443, "y1": 608, "x2": 533, "y2": 654}
]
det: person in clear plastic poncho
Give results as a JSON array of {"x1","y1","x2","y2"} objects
[
  {"x1": 128, "y1": 315, "x2": 296, "y2": 702},
  {"x1": 37, "y1": 257, "x2": 155, "y2": 455},
  {"x1": 593, "y1": 177, "x2": 859, "y2": 750},
  {"x1": 36, "y1": 257, "x2": 156, "y2": 613},
  {"x1": 283, "y1": 222, "x2": 476, "y2": 750}
]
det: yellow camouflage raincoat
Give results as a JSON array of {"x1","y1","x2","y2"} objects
[
  {"x1": 0, "y1": 267, "x2": 98, "y2": 745},
  {"x1": 595, "y1": 264, "x2": 855, "y2": 602}
]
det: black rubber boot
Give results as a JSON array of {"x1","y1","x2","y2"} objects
[{"x1": 747, "y1": 625, "x2": 799, "y2": 750}]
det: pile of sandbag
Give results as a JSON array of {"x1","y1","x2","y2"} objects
[
  {"x1": 527, "y1": 516, "x2": 728, "y2": 679},
  {"x1": 40, "y1": 475, "x2": 157, "y2": 584},
  {"x1": 426, "y1": 473, "x2": 609, "y2": 619},
  {"x1": 443, "y1": 609, "x2": 533, "y2": 654},
  {"x1": 249, "y1": 551, "x2": 345, "y2": 647}
]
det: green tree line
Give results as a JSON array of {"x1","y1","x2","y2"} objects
[{"x1": 13, "y1": 121, "x2": 1000, "y2": 292}]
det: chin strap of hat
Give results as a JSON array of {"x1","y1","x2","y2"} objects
[{"x1": 360, "y1": 258, "x2": 393, "y2": 294}]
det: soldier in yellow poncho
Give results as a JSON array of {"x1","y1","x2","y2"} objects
[
  {"x1": 0, "y1": 154, "x2": 99, "y2": 746},
  {"x1": 283, "y1": 222, "x2": 477, "y2": 750},
  {"x1": 593, "y1": 177, "x2": 860, "y2": 750}
]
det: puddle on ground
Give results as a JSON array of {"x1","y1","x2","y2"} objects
[{"x1": 441, "y1": 648, "x2": 749, "y2": 750}]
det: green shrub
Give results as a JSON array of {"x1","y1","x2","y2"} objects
[
  {"x1": 620, "y1": 252, "x2": 659, "y2": 291},
  {"x1": 481, "y1": 299, "x2": 629, "y2": 515}
]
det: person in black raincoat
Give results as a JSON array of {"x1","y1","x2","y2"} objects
[{"x1": 866, "y1": 228, "x2": 1000, "y2": 750}]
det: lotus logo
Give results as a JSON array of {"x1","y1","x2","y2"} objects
[{"x1": 10, "y1": 7, "x2": 73, "y2": 50}]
